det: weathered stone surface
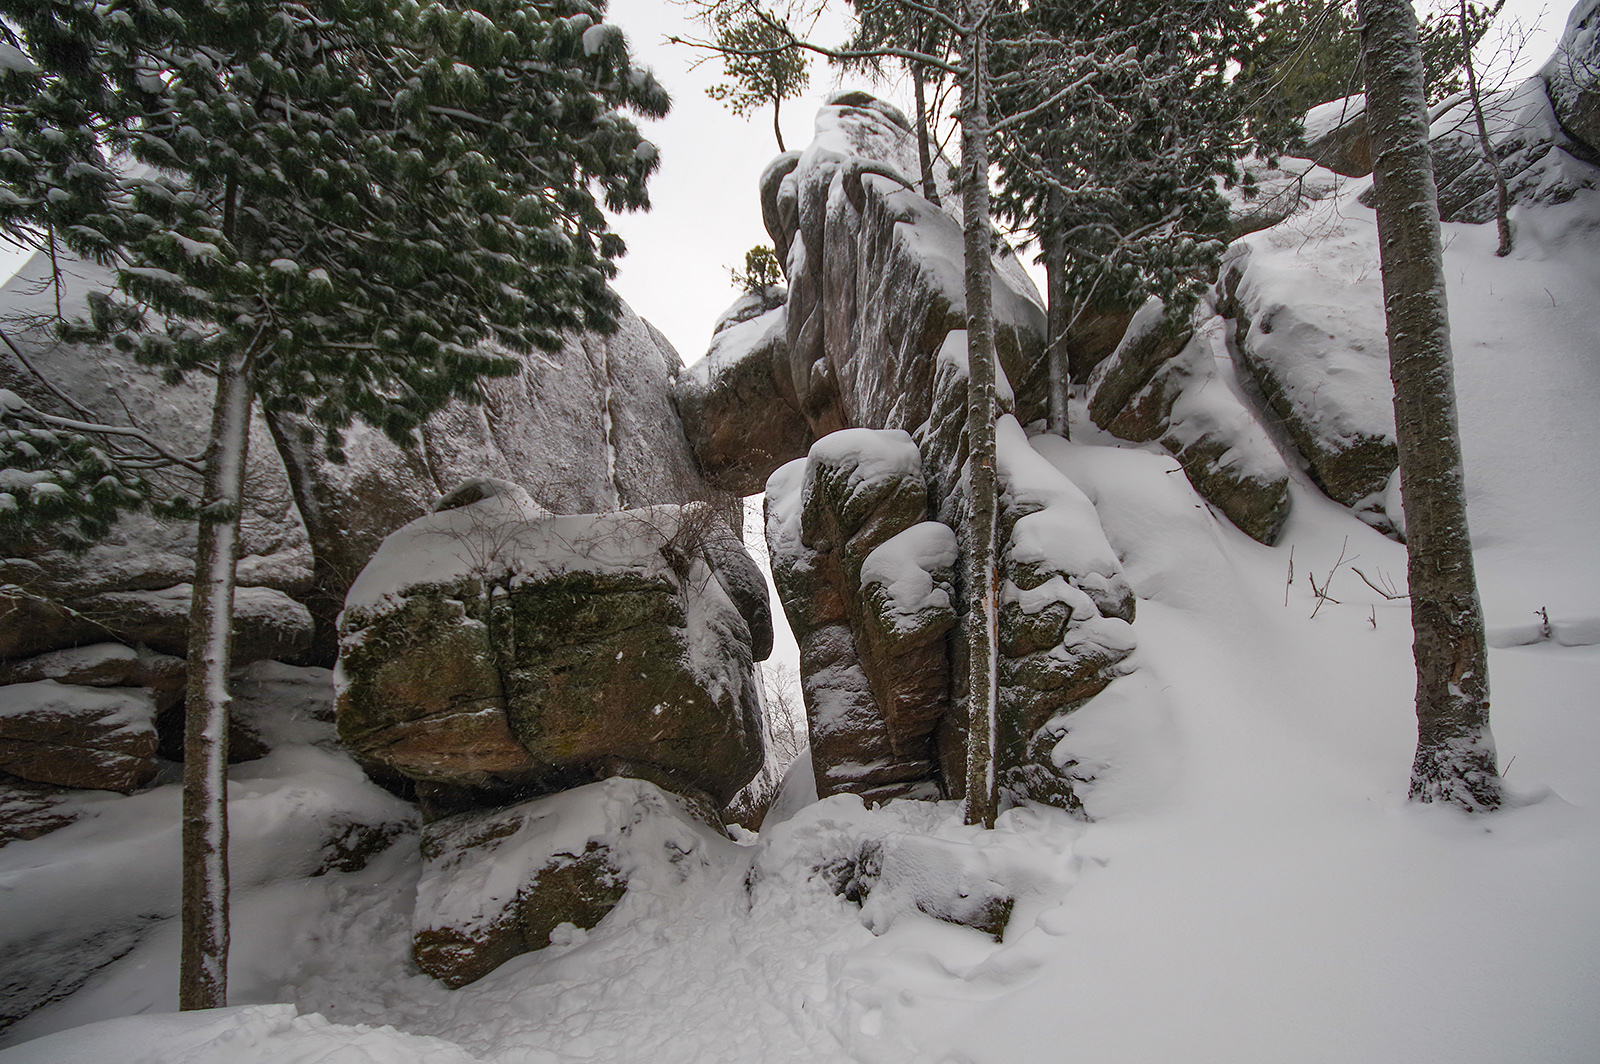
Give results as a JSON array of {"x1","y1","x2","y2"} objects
[
  {"x1": 1539, "y1": 0, "x2": 1600, "y2": 161},
  {"x1": 1429, "y1": 79, "x2": 1599, "y2": 224},
  {"x1": 1088, "y1": 301, "x2": 1293, "y2": 544},
  {"x1": 1302, "y1": 96, "x2": 1373, "y2": 177},
  {"x1": 1219, "y1": 243, "x2": 1399, "y2": 525},
  {"x1": 764, "y1": 94, "x2": 1047, "y2": 443},
  {"x1": 272, "y1": 301, "x2": 722, "y2": 659},
  {"x1": 0, "y1": 774, "x2": 80, "y2": 847},
  {"x1": 0, "y1": 680, "x2": 157, "y2": 792},
  {"x1": 412, "y1": 778, "x2": 727, "y2": 987},
  {"x1": 0, "y1": 643, "x2": 182, "y2": 692},
  {"x1": 990, "y1": 417, "x2": 1138, "y2": 806},
  {"x1": 766, "y1": 431, "x2": 954, "y2": 803},
  {"x1": 338, "y1": 486, "x2": 768, "y2": 808},
  {"x1": 674, "y1": 302, "x2": 814, "y2": 496}
]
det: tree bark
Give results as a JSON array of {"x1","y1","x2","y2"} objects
[
  {"x1": 913, "y1": 65, "x2": 942, "y2": 207},
  {"x1": 1043, "y1": 196, "x2": 1069, "y2": 438},
  {"x1": 1358, "y1": 0, "x2": 1502, "y2": 811},
  {"x1": 1459, "y1": 0, "x2": 1512, "y2": 256},
  {"x1": 959, "y1": 0, "x2": 1000, "y2": 829},
  {"x1": 180, "y1": 346, "x2": 255, "y2": 1009}
]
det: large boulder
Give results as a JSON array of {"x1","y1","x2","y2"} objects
[
  {"x1": 412, "y1": 777, "x2": 731, "y2": 987},
  {"x1": 765, "y1": 430, "x2": 955, "y2": 802},
  {"x1": 679, "y1": 91, "x2": 1048, "y2": 499},
  {"x1": 1086, "y1": 298, "x2": 1293, "y2": 544},
  {"x1": 271, "y1": 300, "x2": 721, "y2": 656},
  {"x1": 0, "y1": 680, "x2": 158, "y2": 792},
  {"x1": 0, "y1": 253, "x2": 315, "y2": 663},
  {"x1": 1543, "y1": 0, "x2": 1600, "y2": 157},
  {"x1": 674, "y1": 297, "x2": 814, "y2": 496},
  {"x1": 1302, "y1": 96, "x2": 1373, "y2": 177},
  {"x1": 337, "y1": 481, "x2": 769, "y2": 812},
  {"x1": 1219, "y1": 239, "x2": 1400, "y2": 528}
]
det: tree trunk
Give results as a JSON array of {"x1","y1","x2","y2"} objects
[
  {"x1": 180, "y1": 347, "x2": 255, "y2": 1009},
  {"x1": 1459, "y1": 0, "x2": 1512, "y2": 256},
  {"x1": 773, "y1": 94, "x2": 786, "y2": 153},
  {"x1": 913, "y1": 65, "x2": 942, "y2": 207},
  {"x1": 1358, "y1": 0, "x2": 1502, "y2": 812},
  {"x1": 1043, "y1": 197, "x2": 1069, "y2": 438},
  {"x1": 959, "y1": 0, "x2": 1000, "y2": 829}
]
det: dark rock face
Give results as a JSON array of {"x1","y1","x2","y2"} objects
[
  {"x1": 337, "y1": 485, "x2": 769, "y2": 811},
  {"x1": 0, "y1": 680, "x2": 158, "y2": 792},
  {"x1": 411, "y1": 778, "x2": 727, "y2": 987},
  {"x1": 674, "y1": 301, "x2": 813, "y2": 496}
]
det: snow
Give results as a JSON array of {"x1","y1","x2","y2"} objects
[
  {"x1": 0, "y1": 1005, "x2": 478, "y2": 1064},
  {"x1": 859, "y1": 522, "x2": 958, "y2": 635},
  {"x1": 345, "y1": 490, "x2": 701, "y2": 615},
  {"x1": 1302, "y1": 94, "x2": 1366, "y2": 143},
  {"x1": 0, "y1": 680, "x2": 154, "y2": 733}
]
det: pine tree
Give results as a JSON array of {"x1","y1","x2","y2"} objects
[
  {"x1": 1357, "y1": 0, "x2": 1502, "y2": 812},
  {"x1": 0, "y1": 0, "x2": 667, "y2": 1005},
  {"x1": 989, "y1": 0, "x2": 1280, "y2": 429}
]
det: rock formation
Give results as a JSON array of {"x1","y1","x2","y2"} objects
[
  {"x1": 681, "y1": 93, "x2": 1140, "y2": 808},
  {"x1": 336, "y1": 479, "x2": 770, "y2": 817}
]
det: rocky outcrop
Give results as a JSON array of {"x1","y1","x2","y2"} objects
[
  {"x1": 1544, "y1": 0, "x2": 1600, "y2": 156},
  {"x1": 676, "y1": 92, "x2": 1049, "y2": 499},
  {"x1": 1218, "y1": 241, "x2": 1399, "y2": 528},
  {"x1": 272, "y1": 300, "x2": 721, "y2": 657},
  {"x1": 1302, "y1": 96, "x2": 1373, "y2": 177},
  {"x1": 1087, "y1": 299, "x2": 1293, "y2": 544},
  {"x1": 0, "y1": 680, "x2": 158, "y2": 792},
  {"x1": 411, "y1": 777, "x2": 729, "y2": 987},
  {"x1": 336, "y1": 481, "x2": 769, "y2": 814},
  {"x1": 765, "y1": 431, "x2": 955, "y2": 802},
  {"x1": 674, "y1": 297, "x2": 813, "y2": 496},
  {"x1": 667, "y1": 94, "x2": 1142, "y2": 812}
]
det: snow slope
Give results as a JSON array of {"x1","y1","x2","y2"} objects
[{"x1": 3, "y1": 188, "x2": 1598, "y2": 1064}]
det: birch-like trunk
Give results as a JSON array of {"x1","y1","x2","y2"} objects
[
  {"x1": 1459, "y1": 0, "x2": 1512, "y2": 256},
  {"x1": 959, "y1": 0, "x2": 1000, "y2": 829},
  {"x1": 1043, "y1": 196, "x2": 1069, "y2": 438},
  {"x1": 1358, "y1": 0, "x2": 1502, "y2": 812},
  {"x1": 180, "y1": 346, "x2": 255, "y2": 1008},
  {"x1": 913, "y1": 65, "x2": 942, "y2": 207}
]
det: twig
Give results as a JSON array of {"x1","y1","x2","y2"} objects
[
  {"x1": 1352, "y1": 566, "x2": 1408, "y2": 600},
  {"x1": 1284, "y1": 544, "x2": 1294, "y2": 608},
  {"x1": 1309, "y1": 537, "x2": 1350, "y2": 619}
]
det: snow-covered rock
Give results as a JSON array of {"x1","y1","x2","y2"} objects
[
  {"x1": 1087, "y1": 298, "x2": 1293, "y2": 543},
  {"x1": 1302, "y1": 95, "x2": 1372, "y2": 177},
  {"x1": 765, "y1": 431, "x2": 955, "y2": 802},
  {"x1": 411, "y1": 777, "x2": 730, "y2": 988},
  {"x1": 0, "y1": 680, "x2": 157, "y2": 792},
  {"x1": 273, "y1": 300, "x2": 721, "y2": 654},
  {"x1": 1219, "y1": 230, "x2": 1400, "y2": 529},
  {"x1": 336, "y1": 489, "x2": 769, "y2": 812},
  {"x1": 674, "y1": 302, "x2": 812, "y2": 495},
  {"x1": 1543, "y1": 0, "x2": 1600, "y2": 157},
  {"x1": 682, "y1": 90, "x2": 1048, "y2": 501}
]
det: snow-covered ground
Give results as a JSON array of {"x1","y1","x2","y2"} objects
[{"x1": 3, "y1": 191, "x2": 1598, "y2": 1064}]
